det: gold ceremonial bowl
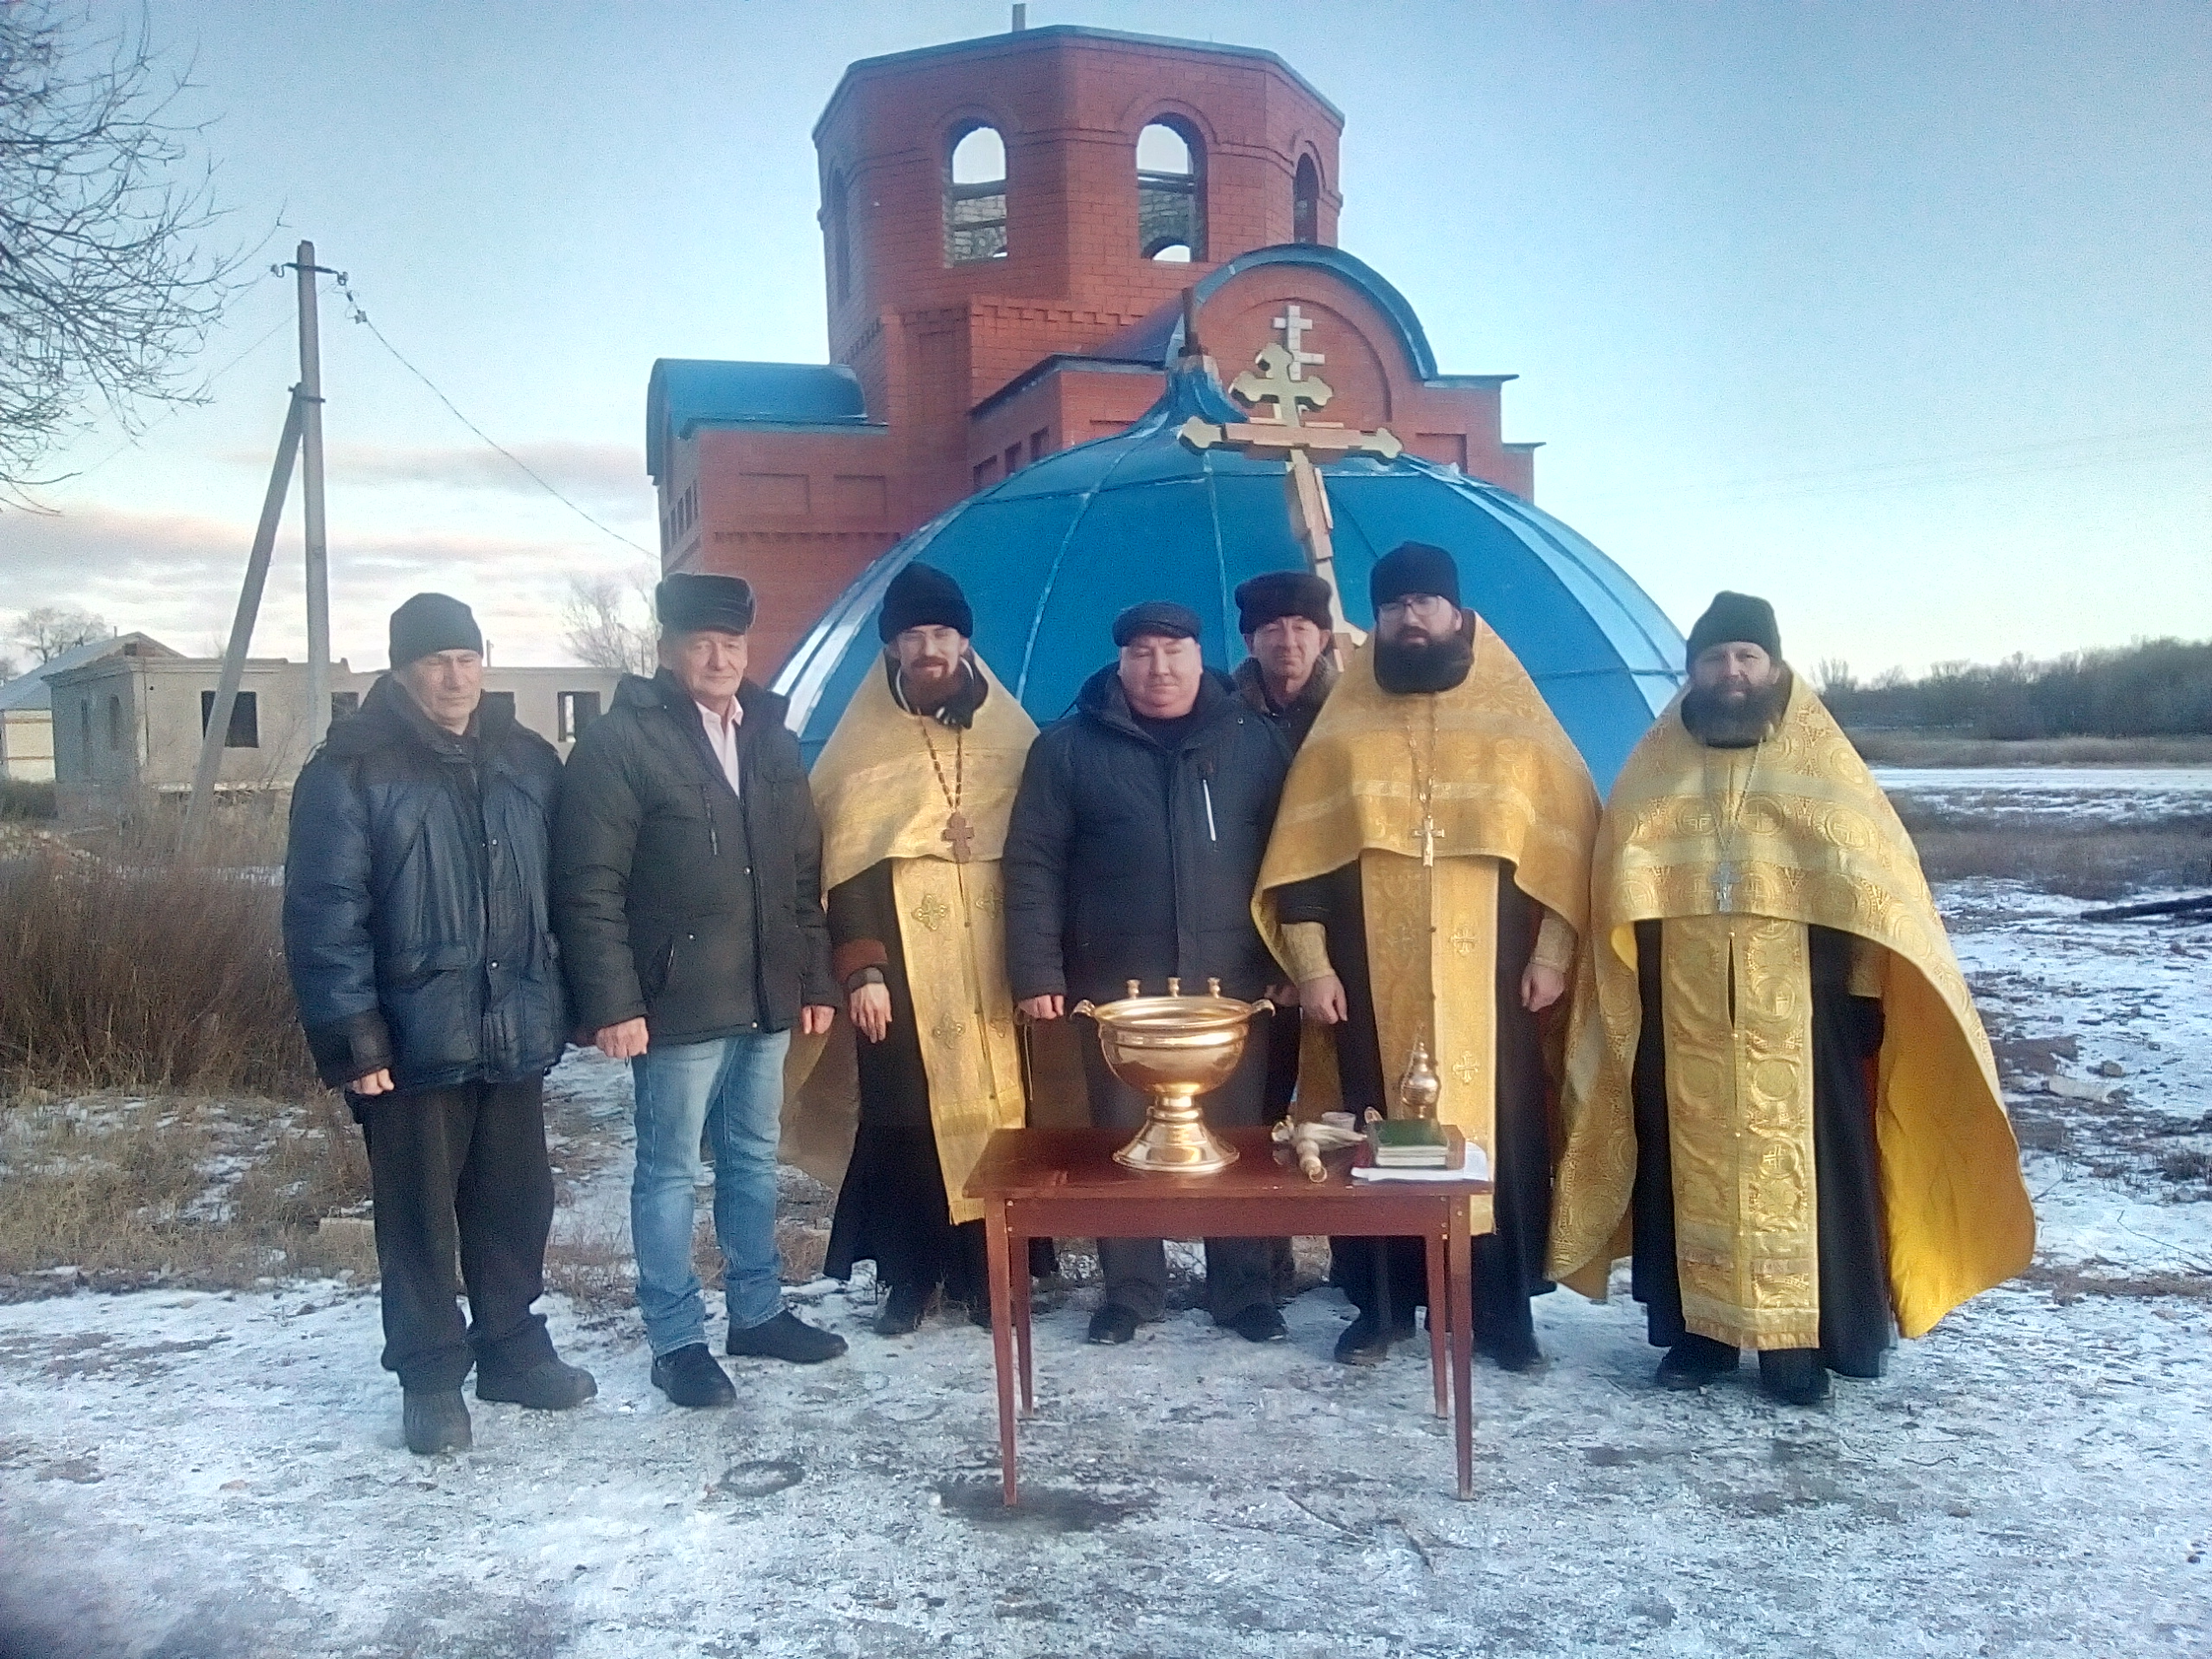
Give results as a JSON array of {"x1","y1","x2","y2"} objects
[{"x1": 1072, "y1": 978, "x2": 1270, "y2": 1174}]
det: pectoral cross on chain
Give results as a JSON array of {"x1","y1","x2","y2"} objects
[
  {"x1": 1419, "y1": 811, "x2": 1440, "y2": 869},
  {"x1": 943, "y1": 810, "x2": 974, "y2": 864},
  {"x1": 1713, "y1": 858, "x2": 1738, "y2": 912}
]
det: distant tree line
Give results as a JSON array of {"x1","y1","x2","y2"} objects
[{"x1": 1816, "y1": 639, "x2": 2212, "y2": 738}]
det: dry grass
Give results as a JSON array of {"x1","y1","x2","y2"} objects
[
  {"x1": 0, "y1": 850, "x2": 317, "y2": 1098},
  {"x1": 1903, "y1": 823, "x2": 2212, "y2": 899},
  {"x1": 0, "y1": 1091, "x2": 371, "y2": 1297},
  {"x1": 2019, "y1": 1262, "x2": 2212, "y2": 1305},
  {"x1": 1853, "y1": 733, "x2": 2212, "y2": 768}
]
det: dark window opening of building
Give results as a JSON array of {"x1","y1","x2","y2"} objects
[
  {"x1": 105, "y1": 694, "x2": 123, "y2": 752},
  {"x1": 971, "y1": 456, "x2": 997, "y2": 493},
  {"x1": 331, "y1": 690, "x2": 360, "y2": 723},
  {"x1": 200, "y1": 690, "x2": 259, "y2": 749},
  {"x1": 1138, "y1": 120, "x2": 1204, "y2": 262},
  {"x1": 558, "y1": 690, "x2": 601, "y2": 743},
  {"x1": 1294, "y1": 154, "x2": 1320, "y2": 245},
  {"x1": 1003, "y1": 442, "x2": 1021, "y2": 476},
  {"x1": 825, "y1": 170, "x2": 851, "y2": 302},
  {"x1": 1029, "y1": 427, "x2": 1050, "y2": 463},
  {"x1": 946, "y1": 124, "x2": 1007, "y2": 264}
]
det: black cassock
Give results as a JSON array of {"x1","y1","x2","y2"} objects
[
  {"x1": 1629, "y1": 919, "x2": 1895, "y2": 1373},
  {"x1": 1274, "y1": 861, "x2": 1554, "y2": 1364}
]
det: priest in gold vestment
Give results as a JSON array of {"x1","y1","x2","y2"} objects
[
  {"x1": 810, "y1": 564, "x2": 1037, "y2": 1336},
  {"x1": 1548, "y1": 594, "x2": 2034, "y2": 1404},
  {"x1": 1255, "y1": 543, "x2": 1599, "y2": 1369}
]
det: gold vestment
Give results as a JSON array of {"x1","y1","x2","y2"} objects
[
  {"x1": 798, "y1": 656, "x2": 1036, "y2": 1225},
  {"x1": 1253, "y1": 622, "x2": 1599, "y2": 1172},
  {"x1": 1548, "y1": 677, "x2": 2035, "y2": 1342}
]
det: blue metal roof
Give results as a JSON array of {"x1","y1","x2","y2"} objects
[
  {"x1": 645, "y1": 359, "x2": 874, "y2": 481},
  {"x1": 772, "y1": 362, "x2": 1684, "y2": 792}
]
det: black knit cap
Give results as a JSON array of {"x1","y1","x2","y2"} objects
[
  {"x1": 1111, "y1": 600, "x2": 1203, "y2": 648},
  {"x1": 1684, "y1": 591, "x2": 1781, "y2": 667},
  {"x1": 1369, "y1": 541, "x2": 1460, "y2": 612},
  {"x1": 877, "y1": 561, "x2": 974, "y2": 642},
  {"x1": 1235, "y1": 569, "x2": 1333, "y2": 636},
  {"x1": 388, "y1": 593, "x2": 482, "y2": 670},
  {"x1": 655, "y1": 572, "x2": 756, "y2": 636}
]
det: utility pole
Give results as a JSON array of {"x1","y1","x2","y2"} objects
[
  {"x1": 180, "y1": 241, "x2": 339, "y2": 855},
  {"x1": 295, "y1": 240, "x2": 333, "y2": 750}
]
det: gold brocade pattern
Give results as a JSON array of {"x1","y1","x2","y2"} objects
[
  {"x1": 802, "y1": 652, "x2": 1039, "y2": 1228},
  {"x1": 1360, "y1": 850, "x2": 1499, "y2": 1165},
  {"x1": 1547, "y1": 678, "x2": 2036, "y2": 1340},
  {"x1": 1662, "y1": 913, "x2": 1821, "y2": 1350},
  {"x1": 1254, "y1": 622, "x2": 1600, "y2": 939},
  {"x1": 1255, "y1": 625, "x2": 1597, "y2": 1238}
]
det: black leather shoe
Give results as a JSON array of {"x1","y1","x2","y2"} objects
[
  {"x1": 1086, "y1": 1303, "x2": 1141, "y2": 1344},
  {"x1": 403, "y1": 1389, "x2": 472, "y2": 1454},
  {"x1": 1656, "y1": 1334, "x2": 1741, "y2": 1390},
  {"x1": 874, "y1": 1284, "x2": 926, "y2": 1338},
  {"x1": 1226, "y1": 1303, "x2": 1288, "y2": 1344},
  {"x1": 1333, "y1": 1310, "x2": 1413, "y2": 1365},
  {"x1": 726, "y1": 1310, "x2": 848, "y2": 1364},
  {"x1": 1758, "y1": 1348, "x2": 1831, "y2": 1406},
  {"x1": 476, "y1": 1357, "x2": 596, "y2": 1409},
  {"x1": 652, "y1": 1344, "x2": 736, "y2": 1408}
]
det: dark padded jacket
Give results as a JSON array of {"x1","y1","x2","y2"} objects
[
  {"x1": 552, "y1": 672, "x2": 834, "y2": 1046},
  {"x1": 1003, "y1": 664, "x2": 1291, "y2": 1005},
  {"x1": 283, "y1": 674, "x2": 568, "y2": 1094}
]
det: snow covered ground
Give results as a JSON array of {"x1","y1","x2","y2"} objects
[{"x1": 4, "y1": 822, "x2": 2210, "y2": 1655}]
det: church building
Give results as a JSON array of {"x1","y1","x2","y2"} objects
[{"x1": 648, "y1": 23, "x2": 1537, "y2": 671}]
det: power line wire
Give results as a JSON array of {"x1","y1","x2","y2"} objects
[{"x1": 333, "y1": 273, "x2": 652, "y2": 557}]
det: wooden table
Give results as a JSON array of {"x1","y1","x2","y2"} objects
[{"x1": 963, "y1": 1126, "x2": 1495, "y2": 1505}]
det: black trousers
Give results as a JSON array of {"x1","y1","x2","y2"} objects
[
  {"x1": 1077, "y1": 1013, "x2": 1276, "y2": 1323},
  {"x1": 359, "y1": 1077, "x2": 558, "y2": 1392}
]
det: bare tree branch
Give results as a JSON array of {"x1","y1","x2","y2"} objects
[
  {"x1": 561, "y1": 573, "x2": 658, "y2": 676},
  {"x1": 0, "y1": 2, "x2": 250, "y2": 499},
  {"x1": 12, "y1": 605, "x2": 111, "y2": 663}
]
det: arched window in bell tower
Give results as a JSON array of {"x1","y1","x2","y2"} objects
[
  {"x1": 945, "y1": 124, "x2": 1007, "y2": 264},
  {"x1": 1294, "y1": 154, "x2": 1320, "y2": 245},
  {"x1": 824, "y1": 170, "x2": 851, "y2": 302},
  {"x1": 1137, "y1": 119, "x2": 1204, "y2": 262}
]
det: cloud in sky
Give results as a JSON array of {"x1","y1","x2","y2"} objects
[
  {"x1": 213, "y1": 439, "x2": 653, "y2": 513},
  {"x1": 2, "y1": 502, "x2": 626, "y2": 669}
]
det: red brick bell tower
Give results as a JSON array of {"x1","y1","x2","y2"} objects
[{"x1": 649, "y1": 23, "x2": 1530, "y2": 672}]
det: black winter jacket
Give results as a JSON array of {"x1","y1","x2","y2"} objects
[
  {"x1": 283, "y1": 675, "x2": 568, "y2": 1094},
  {"x1": 552, "y1": 672, "x2": 835, "y2": 1045},
  {"x1": 1003, "y1": 664, "x2": 1291, "y2": 1005}
]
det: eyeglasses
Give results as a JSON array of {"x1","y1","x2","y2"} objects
[{"x1": 1377, "y1": 594, "x2": 1454, "y2": 619}]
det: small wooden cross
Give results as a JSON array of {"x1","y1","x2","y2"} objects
[{"x1": 943, "y1": 810, "x2": 975, "y2": 863}]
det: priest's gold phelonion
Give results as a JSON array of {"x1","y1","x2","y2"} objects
[{"x1": 1071, "y1": 977, "x2": 1274, "y2": 1173}]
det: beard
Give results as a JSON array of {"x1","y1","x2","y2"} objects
[
  {"x1": 899, "y1": 658, "x2": 962, "y2": 711},
  {"x1": 1681, "y1": 672, "x2": 1789, "y2": 747},
  {"x1": 1373, "y1": 616, "x2": 1474, "y2": 696}
]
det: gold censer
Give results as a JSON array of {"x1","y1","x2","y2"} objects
[{"x1": 1071, "y1": 978, "x2": 1273, "y2": 1174}]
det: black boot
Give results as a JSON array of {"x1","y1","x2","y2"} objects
[
  {"x1": 1758, "y1": 1348, "x2": 1831, "y2": 1406},
  {"x1": 476, "y1": 1356, "x2": 596, "y2": 1409},
  {"x1": 1225, "y1": 1303, "x2": 1288, "y2": 1344},
  {"x1": 1085, "y1": 1303, "x2": 1140, "y2": 1344},
  {"x1": 1656, "y1": 1333, "x2": 1740, "y2": 1390},
  {"x1": 1333, "y1": 1308, "x2": 1413, "y2": 1365},
  {"x1": 727, "y1": 1310, "x2": 848, "y2": 1364},
  {"x1": 874, "y1": 1284, "x2": 926, "y2": 1337},
  {"x1": 652, "y1": 1344, "x2": 736, "y2": 1408},
  {"x1": 403, "y1": 1389, "x2": 472, "y2": 1454}
]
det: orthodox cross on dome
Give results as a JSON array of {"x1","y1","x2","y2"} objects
[
  {"x1": 1273, "y1": 303, "x2": 1325, "y2": 380},
  {"x1": 1179, "y1": 327, "x2": 1405, "y2": 653}
]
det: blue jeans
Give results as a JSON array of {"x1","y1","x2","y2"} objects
[{"x1": 631, "y1": 1030, "x2": 791, "y2": 1355}]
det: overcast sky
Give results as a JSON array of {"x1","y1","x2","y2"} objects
[{"x1": 4, "y1": 0, "x2": 2205, "y2": 677}]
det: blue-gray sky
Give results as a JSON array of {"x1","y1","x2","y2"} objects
[{"x1": 5, "y1": 0, "x2": 2206, "y2": 676}]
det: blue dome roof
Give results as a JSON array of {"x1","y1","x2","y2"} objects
[{"x1": 773, "y1": 362, "x2": 1684, "y2": 791}]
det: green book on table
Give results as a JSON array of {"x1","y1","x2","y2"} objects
[{"x1": 1369, "y1": 1118, "x2": 1451, "y2": 1166}]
